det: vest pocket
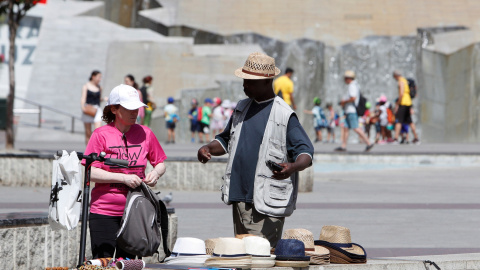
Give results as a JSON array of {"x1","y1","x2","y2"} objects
[{"x1": 263, "y1": 178, "x2": 293, "y2": 207}]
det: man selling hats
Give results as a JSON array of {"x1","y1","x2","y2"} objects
[{"x1": 197, "y1": 52, "x2": 314, "y2": 247}]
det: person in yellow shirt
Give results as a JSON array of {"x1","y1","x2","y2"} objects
[
  {"x1": 273, "y1": 68, "x2": 296, "y2": 110},
  {"x1": 392, "y1": 70, "x2": 420, "y2": 144}
]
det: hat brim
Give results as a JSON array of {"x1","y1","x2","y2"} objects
[
  {"x1": 275, "y1": 260, "x2": 310, "y2": 267},
  {"x1": 314, "y1": 240, "x2": 366, "y2": 257},
  {"x1": 234, "y1": 67, "x2": 280, "y2": 80},
  {"x1": 118, "y1": 101, "x2": 148, "y2": 110}
]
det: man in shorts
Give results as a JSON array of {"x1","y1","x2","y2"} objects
[
  {"x1": 392, "y1": 70, "x2": 420, "y2": 144},
  {"x1": 198, "y1": 98, "x2": 212, "y2": 143},
  {"x1": 334, "y1": 70, "x2": 374, "y2": 152}
]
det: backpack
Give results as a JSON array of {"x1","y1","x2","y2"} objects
[
  {"x1": 196, "y1": 106, "x2": 203, "y2": 122},
  {"x1": 116, "y1": 183, "x2": 171, "y2": 260},
  {"x1": 387, "y1": 107, "x2": 395, "y2": 124},
  {"x1": 355, "y1": 94, "x2": 367, "y2": 117},
  {"x1": 48, "y1": 150, "x2": 83, "y2": 231},
  {"x1": 407, "y1": 78, "x2": 417, "y2": 99},
  {"x1": 316, "y1": 107, "x2": 328, "y2": 127}
]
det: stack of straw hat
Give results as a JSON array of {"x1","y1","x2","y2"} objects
[
  {"x1": 283, "y1": 228, "x2": 330, "y2": 265},
  {"x1": 164, "y1": 237, "x2": 210, "y2": 267},
  {"x1": 314, "y1": 225, "x2": 367, "y2": 264},
  {"x1": 204, "y1": 238, "x2": 252, "y2": 268}
]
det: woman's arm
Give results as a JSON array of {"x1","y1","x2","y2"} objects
[
  {"x1": 144, "y1": 162, "x2": 166, "y2": 187},
  {"x1": 80, "y1": 84, "x2": 87, "y2": 109},
  {"x1": 90, "y1": 166, "x2": 143, "y2": 189}
]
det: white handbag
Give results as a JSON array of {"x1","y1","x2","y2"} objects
[{"x1": 48, "y1": 150, "x2": 83, "y2": 231}]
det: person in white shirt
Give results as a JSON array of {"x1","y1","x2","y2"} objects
[{"x1": 335, "y1": 70, "x2": 374, "y2": 152}]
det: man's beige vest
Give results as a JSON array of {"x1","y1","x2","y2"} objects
[{"x1": 220, "y1": 96, "x2": 298, "y2": 217}]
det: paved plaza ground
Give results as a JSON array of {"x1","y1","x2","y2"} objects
[{"x1": 1, "y1": 126, "x2": 480, "y2": 259}]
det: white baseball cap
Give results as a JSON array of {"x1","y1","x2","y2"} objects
[{"x1": 106, "y1": 84, "x2": 147, "y2": 110}]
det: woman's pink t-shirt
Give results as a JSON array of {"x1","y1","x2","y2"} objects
[{"x1": 83, "y1": 123, "x2": 167, "y2": 216}]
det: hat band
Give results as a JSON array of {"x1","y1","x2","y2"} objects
[
  {"x1": 305, "y1": 248, "x2": 315, "y2": 251},
  {"x1": 249, "y1": 254, "x2": 272, "y2": 258},
  {"x1": 171, "y1": 252, "x2": 206, "y2": 257},
  {"x1": 212, "y1": 253, "x2": 247, "y2": 258},
  {"x1": 241, "y1": 69, "x2": 275, "y2": 78}
]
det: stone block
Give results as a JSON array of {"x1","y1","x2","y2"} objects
[
  {"x1": 30, "y1": 227, "x2": 46, "y2": 269},
  {"x1": 0, "y1": 228, "x2": 15, "y2": 269}
]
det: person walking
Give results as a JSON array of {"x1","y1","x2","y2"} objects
[
  {"x1": 392, "y1": 70, "x2": 420, "y2": 144},
  {"x1": 273, "y1": 67, "x2": 296, "y2": 110},
  {"x1": 81, "y1": 70, "x2": 104, "y2": 144},
  {"x1": 303, "y1": 97, "x2": 326, "y2": 142},
  {"x1": 164, "y1": 97, "x2": 178, "y2": 144},
  {"x1": 139, "y1": 75, "x2": 155, "y2": 126},
  {"x1": 335, "y1": 70, "x2": 374, "y2": 152},
  {"x1": 82, "y1": 84, "x2": 166, "y2": 259},
  {"x1": 197, "y1": 52, "x2": 313, "y2": 248},
  {"x1": 325, "y1": 102, "x2": 336, "y2": 143},
  {"x1": 188, "y1": 98, "x2": 200, "y2": 143},
  {"x1": 198, "y1": 98, "x2": 213, "y2": 143}
]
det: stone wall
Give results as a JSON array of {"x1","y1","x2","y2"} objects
[
  {"x1": 0, "y1": 155, "x2": 314, "y2": 192},
  {"x1": 0, "y1": 214, "x2": 177, "y2": 269},
  {"x1": 155, "y1": 0, "x2": 480, "y2": 46}
]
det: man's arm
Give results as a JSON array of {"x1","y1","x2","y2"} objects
[
  {"x1": 197, "y1": 117, "x2": 232, "y2": 163},
  {"x1": 339, "y1": 96, "x2": 355, "y2": 107},
  {"x1": 397, "y1": 80, "x2": 404, "y2": 104},
  {"x1": 290, "y1": 93, "x2": 296, "y2": 110},
  {"x1": 197, "y1": 140, "x2": 226, "y2": 163},
  {"x1": 272, "y1": 154, "x2": 312, "y2": 180}
]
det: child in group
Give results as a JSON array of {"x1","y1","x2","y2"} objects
[
  {"x1": 325, "y1": 102, "x2": 336, "y2": 143},
  {"x1": 211, "y1": 97, "x2": 226, "y2": 136},
  {"x1": 188, "y1": 98, "x2": 199, "y2": 143},
  {"x1": 198, "y1": 98, "x2": 213, "y2": 143},
  {"x1": 400, "y1": 123, "x2": 410, "y2": 144},
  {"x1": 222, "y1": 99, "x2": 233, "y2": 120},
  {"x1": 164, "y1": 97, "x2": 179, "y2": 144},
  {"x1": 377, "y1": 95, "x2": 392, "y2": 144},
  {"x1": 304, "y1": 97, "x2": 327, "y2": 143},
  {"x1": 363, "y1": 102, "x2": 372, "y2": 140}
]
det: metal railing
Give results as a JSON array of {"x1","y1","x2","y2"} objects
[{"x1": 13, "y1": 96, "x2": 82, "y2": 133}]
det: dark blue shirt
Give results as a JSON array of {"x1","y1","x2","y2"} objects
[{"x1": 215, "y1": 99, "x2": 314, "y2": 203}]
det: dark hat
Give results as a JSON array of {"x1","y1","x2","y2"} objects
[{"x1": 274, "y1": 239, "x2": 310, "y2": 267}]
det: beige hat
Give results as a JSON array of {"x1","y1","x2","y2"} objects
[
  {"x1": 243, "y1": 236, "x2": 276, "y2": 268},
  {"x1": 234, "y1": 52, "x2": 281, "y2": 80},
  {"x1": 344, "y1": 70, "x2": 356, "y2": 79},
  {"x1": 204, "y1": 238, "x2": 252, "y2": 268},
  {"x1": 314, "y1": 225, "x2": 367, "y2": 264},
  {"x1": 235, "y1": 234, "x2": 256, "y2": 240},
  {"x1": 283, "y1": 228, "x2": 330, "y2": 265}
]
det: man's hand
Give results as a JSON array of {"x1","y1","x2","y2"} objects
[
  {"x1": 271, "y1": 163, "x2": 296, "y2": 180},
  {"x1": 197, "y1": 140, "x2": 226, "y2": 164},
  {"x1": 271, "y1": 154, "x2": 312, "y2": 180},
  {"x1": 198, "y1": 145, "x2": 212, "y2": 163}
]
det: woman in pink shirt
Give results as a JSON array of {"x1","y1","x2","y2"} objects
[{"x1": 83, "y1": 84, "x2": 167, "y2": 259}]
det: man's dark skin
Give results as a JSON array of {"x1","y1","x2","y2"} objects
[{"x1": 197, "y1": 78, "x2": 312, "y2": 180}]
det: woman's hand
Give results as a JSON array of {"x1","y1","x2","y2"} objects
[
  {"x1": 144, "y1": 170, "x2": 159, "y2": 187},
  {"x1": 122, "y1": 174, "x2": 142, "y2": 189}
]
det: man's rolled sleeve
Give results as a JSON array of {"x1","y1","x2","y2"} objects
[
  {"x1": 214, "y1": 117, "x2": 232, "y2": 153},
  {"x1": 286, "y1": 115, "x2": 314, "y2": 162}
]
